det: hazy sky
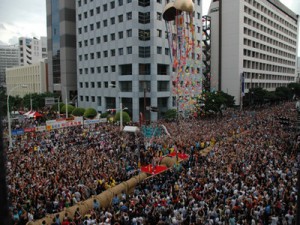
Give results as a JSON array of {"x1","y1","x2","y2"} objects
[{"x1": 0, "y1": 0, "x2": 299, "y2": 55}]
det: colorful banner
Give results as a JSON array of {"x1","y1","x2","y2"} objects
[
  {"x1": 84, "y1": 118, "x2": 107, "y2": 125},
  {"x1": 12, "y1": 129, "x2": 24, "y2": 136}
]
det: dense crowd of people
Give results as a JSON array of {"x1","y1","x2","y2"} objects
[{"x1": 6, "y1": 102, "x2": 299, "y2": 224}]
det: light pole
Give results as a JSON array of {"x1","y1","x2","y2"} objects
[
  {"x1": 7, "y1": 84, "x2": 28, "y2": 148},
  {"x1": 109, "y1": 83, "x2": 123, "y2": 131}
]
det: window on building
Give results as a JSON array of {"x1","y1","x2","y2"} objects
[
  {"x1": 127, "y1": 12, "x2": 132, "y2": 20},
  {"x1": 97, "y1": 67, "x2": 101, "y2": 73},
  {"x1": 90, "y1": 53, "x2": 94, "y2": 59},
  {"x1": 120, "y1": 64, "x2": 132, "y2": 75},
  {"x1": 138, "y1": 0, "x2": 150, "y2": 7},
  {"x1": 97, "y1": 82, "x2": 101, "y2": 88},
  {"x1": 104, "y1": 51, "x2": 108, "y2": 57},
  {"x1": 103, "y1": 35, "x2": 108, "y2": 42},
  {"x1": 84, "y1": 26, "x2": 88, "y2": 32},
  {"x1": 157, "y1": 12, "x2": 162, "y2": 20},
  {"x1": 91, "y1": 96, "x2": 95, "y2": 102},
  {"x1": 78, "y1": 41, "x2": 82, "y2": 47},
  {"x1": 96, "y1": 36, "x2": 101, "y2": 43},
  {"x1": 91, "y1": 82, "x2": 95, "y2": 88},
  {"x1": 90, "y1": 9, "x2": 94, "y2": 16},
  {"x1": 79, "y1": 55, "x2": 82, "y2": 61},
  {"x1": 91, "y1": 67, "x2": 95, "y2": 73},
  {"x1": 80, "y1": 82, "x2": 83, "y2": 88},
  {"x1": 138, "y1": 12, "x2": 150, "y2": 24},
  {"x1": 165, "y1": 48, "x2": 169, "y2": 55},
  {"x1": 111, "y1": 65, "x2": 116, "y2": 72},
  {"x1": 118, "y1": 31, "x2": 123, "y2": 39},
  {"x1": 78, "y1": 14, "x2": 82, "y2": 20},
  {"x1": 84, "y1": 12, "x2": 87, "y2": 18},
  {"x1": 85, "y1": 96, "x2": 89, "y2": 101},
  {"x1": 79, "y1": 68, "x2": 83, "y2": 74},
  {"x1": 157, "y1": 29, "x2": 162, "y2": 37},
  {"x1": 80, "y1": 96, "x2": 83, "y2": 101},
  {"x1": 118, "y1": 0, "x2": 123, "y2": 6},
  {"x1": 90, "y1": 38, "x2": 94, "y2": 45},
  {"x1": 139, "y1": 64, "x2": 151, "y2": 75},
  {"x1": 111, "y1": 33, "x2": 115, "y2": 41},
  {"x1": 139, "y1": 29, "x2": 150, "y2": 41},
  {"x1": 96, "y1": 21, "x2": 100, "y2": 29},
  {"x1": 78, "y1": 27, "x2": 82, "y2": 34},
  {"x1": 85, "y1": 82, "x2": 89, "y2": 88},
  {"x1": 157, "y1": 64, "x2": 169, "y2": 75},
  {"x1": 97, "y1": 97, "x2": 102, "y2": 106},
  {"x1": 96, "y1": 6, "x2": 100, "y2": 14},
  {"x1": 126, "y1": 29, "x2": 132, "y2": 37},
  {"x1": 118, "y1": 48, "x2": 123, "y2": 55},
  {"x1": 103, "y1": 20, "x2": 108, "y2": 26},
  {"x1": 78, "y1": 0, "x2": 81, "y2": 6},
  {"x1": 118, "y1": 15, "x2": 123, "y2": 23},
  {"x1": 157, "y1": 46, "x2": 162, "y2": 54},
  {"x1": 90, "y1": 24, "x2": 94, "y2": 30},
  {"x1": 103, "y1": 4, "x2": 107, "y2": 11},
  {"x1": 85, "y1": 68, "x2": 88, "y2": 74},
  {"x1": 127, "y1": 46, "x2": 132, "y2": 54},
  {"x1": 111, "y1": 49, "x2": 115, "y2": 56},
  {"x1": 84, "y1": 54, "x2": 88, "y2": 60},
  {"x1": 110, "y1": 17, "x2": 115, "y2": 25},
  {"x1": 157, "y1": 81, "x2": 169, "y2": 91},
  {"x1": 104, "y1": 82, "x2": 109, "y2": 88},
  {"x1": 84, "y1": 40, "x2": 88, "y2": 46},
  {"x1": 139, "y1": 46, "x2": 150, "y2": 58},
  {"x1": 104, "y1": 66, "x2": 108, "y2": 72},
  {"x1": 110, "y1": 1, "x2": 115, "y2": 9}
]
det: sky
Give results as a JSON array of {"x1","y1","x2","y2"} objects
[{"x1": 0, "y1": 0, "x2": 299, "y2": 55}]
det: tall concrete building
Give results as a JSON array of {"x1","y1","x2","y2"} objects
[
  {"x1": 76, "y1": 0, "x2": 202, "y2": 122},
  {"x1": 208, "y1": 0, "x2": 299, "y2": 105},
  {"x1": 46, "y1": 0, "x2": 77, "y2": 104},
  {"x1": 18, "y1": 37, "x2": 47, "y2": 66},
  {"x1": 0, "y1": 45, "x2": 19, "y2": 86}
]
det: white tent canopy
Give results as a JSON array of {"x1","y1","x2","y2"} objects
[{"x1": 123, "y1": 126, "x2": 140, "y2": 133}]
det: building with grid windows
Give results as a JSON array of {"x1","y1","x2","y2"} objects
[
  {"x1": 208, "y1": 0, "x2": 299, "y2": 105},
  {"x1": 76, "y1": 0, "x2": 202, "y2": 122},
  {"x1": 6, "y1": 59, "x2": 48, "y2": 97},
  {"x1": 0, "y1": 45, "x2": 19, "y2": 86},
  {"x1": 18, "y1": 37, "x2": 47, "y2": 66},
  {"x1": 46, "y1": 0, "x2": 77, "y2": 104}
]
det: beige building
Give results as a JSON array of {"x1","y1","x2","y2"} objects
[{"x1": 6, "y1": 59, "x2": 48, "y2": 97}]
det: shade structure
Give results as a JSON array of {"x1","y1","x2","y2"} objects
[
  {"x1": 28, "y1": 111, "x2": 44, "y2": 118},
  {"x1": 163, "y1": 2, "x2": 180, "y2": 21}
]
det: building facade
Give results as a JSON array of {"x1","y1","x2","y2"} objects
[
  {"x1": 5, "y1": 59, "x2": 48, "y2": 97},
  {"x1": 0, "y1": 45, "x2": 19, "y2": 86},
  {"x1": 46, "y1": 0, "x2": 77, "y2": 104},
  {"x1": 76, "y1": 0, "x2": 202, "y2": 122},
  {"x1": 18, "y1": 37, "x2": 47, "y2": 66},
  {"x1": 209, "y1": 0, "x2": 299, "y2": 105}
]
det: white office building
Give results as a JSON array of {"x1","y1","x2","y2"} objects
[
  {"x1": 19, "y1": 37, "x2": 48, "y2": 66},
  {"x1": 208, "y1": 0, "x2": 299, "y2": 105},
  {"x1": 0, "y1": 45, "x2": 19, "y2": 86},
  {"x1": 76, "y1": 0, "x2": 202, "y2": 122},
  {"x1": 6, "y1": 59, "x2": 48, "y2": 97}
]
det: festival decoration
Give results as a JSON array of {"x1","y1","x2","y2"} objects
[{"x1": 163, "y1": 0, "x2": 203, "y2": 116}]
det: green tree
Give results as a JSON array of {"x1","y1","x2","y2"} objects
[
  {"x1": 164, "y1": 109, "x2": 177, "y2": 121},
  {"x1": 287, "y1": 83, "x2": 300, "y2": 98},
  {"x1": 275, "y1": 86, "x2": 292, "y2": 100},
  {"x1": 61, "y1": 104, "x2": 75, "y2": 116},
  {"x1": 0, "y1": 86, "x2": 7, "y2": 116},
  {"x1": 100, "y1": 112, "x2": 109, "y2": 118},
  {"x1": 114, "y1": 111, "x2": 131, "y2": 123},
  {"x1": 72, "y1": 107, "x2": 85, "y2": 116},
  {"x1": 84, "y1": 107, "x2": 97, "y2": 119},
  {"x1": 23, "y1": 92, "x2": 57, "y2": 110}
]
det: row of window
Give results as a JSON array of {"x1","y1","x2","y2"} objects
[
  {"x1": 78, "y1": 46, "x2": 169, "y2": 62},
  {"x1": 78, "y1": 63, "x2": 170, "y2": 76},
  {"x1": 244, "y1": 6, "x2": 297, "y2": 43},
  {"x1": 243, "y1": 72, "x2": 295, "y2": 81},
  {"x1": 243, "y1": 26, "x2": 296, "y2": 55},
  {"x1": 78, "y1": 0, "x2": 132, "y2": 9},
  {"x1": 244, "y1": 0, "x2": 298, "y2": 31},
  {"x1": 243, "y1": 38, "x2": 295, "y2": 60},
  {"x1": 244, "y1": 82, "x2": 291, "y2": 90},
  {"x1": 243, "y1": 49, "x2": 295, "y2": 67},
  {"x1": 243, "y1": 59, "x2": 295, "y2": 74}
]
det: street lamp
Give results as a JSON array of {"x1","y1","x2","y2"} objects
[
  {"x1": 109, "y1": 83, "x2": 123, "y2": 131},
  {"x1": 7, "y1": 84, "x2": 28, "y2": 148}
]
